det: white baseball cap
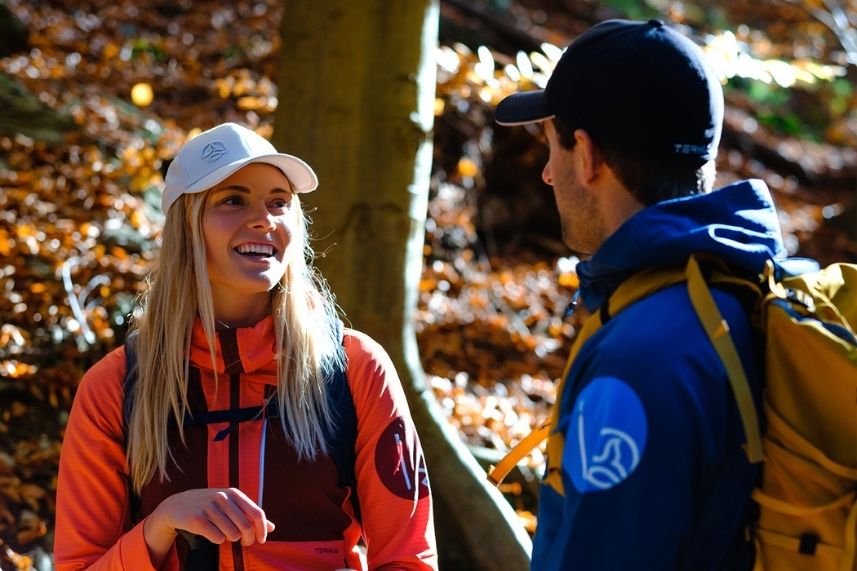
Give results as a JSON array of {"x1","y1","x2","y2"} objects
[{"x1": 162, "y1": 122, "x2": 318, "y2": 212}]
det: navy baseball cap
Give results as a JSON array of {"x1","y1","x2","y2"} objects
[{"x1": 495, "y1": 19, "x2": 724, "y2": 164}]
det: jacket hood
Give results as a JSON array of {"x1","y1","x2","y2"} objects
[
  {"x1": 577, "y1": 179, "x2": 786, "y2": 311},
  {"x1": 189, "y1": 316, "x2": 278, "y2": 381}
]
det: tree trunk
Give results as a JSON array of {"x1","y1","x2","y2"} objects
[{"x1": 273, "y1": 3, "x2": 532, "y2": 569}]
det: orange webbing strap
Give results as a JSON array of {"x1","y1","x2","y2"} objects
[
  {"x1": 544, "y1": 267, "x2": 698, "y2": 494},
  {"x1": 487, "y1": 341, "x2": 580, "y2": 489},
  {"x1": 487, "y1": 311, "x2": 599, "y2": 491},
  {"x1": 685, "y1": 255, "x2": 764, "y2": 463},
  {"x1": 487, "y1": 265, "x2": 693, "y2": 490},
  {"x1": 542, "y1": 334, "x2": 586, "y2": 496},
  {"x1": 487, "y1": 422, "x2": 551, "y2": 485}
]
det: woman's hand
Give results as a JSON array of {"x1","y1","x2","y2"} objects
[{"x1": 143, "y1": 488, "x2": 275, "y2": 566}]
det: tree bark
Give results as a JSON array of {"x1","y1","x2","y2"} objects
[{"x1": 274, "y1": 2, "x2": 531, "y2": 569}]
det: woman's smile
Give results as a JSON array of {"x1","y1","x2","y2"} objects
[
  {"x1": 203, "y1": 163, "x2": 297, "y2": 326},
  {"x1": 235, "y1": 241, "x2": 278, "y2": 258}
]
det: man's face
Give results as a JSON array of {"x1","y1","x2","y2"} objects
[{"x1": 541, "y1": 120, "x2": 604, "y2": 255}]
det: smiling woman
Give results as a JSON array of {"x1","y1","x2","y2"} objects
[
  {"x1": 53, "y1": 123, "x2": 438, "y2": 571},
  {"x1": 203, "y1": 165, "x2": 297, "y2": 328}
]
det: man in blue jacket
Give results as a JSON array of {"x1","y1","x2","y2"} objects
[{"x1": 495, "y1": 19, "x2": 785, "y2": 570}]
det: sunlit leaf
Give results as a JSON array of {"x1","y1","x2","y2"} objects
[{"x1": 130, "y1": 82, "x2": 153, "y2": 107}]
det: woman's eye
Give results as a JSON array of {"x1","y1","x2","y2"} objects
[
  {"x1": 270, "y1": 198, "x2": 290, "y2": 209},
  {"x1": 222, "y1": 195, "x2": 244, "y2": 206}
]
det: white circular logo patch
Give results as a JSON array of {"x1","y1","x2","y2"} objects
[{"x1": 565, "y1": 376, "x2": 648, "y2": 493}]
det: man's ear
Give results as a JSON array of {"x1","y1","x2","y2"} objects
[{"x1": 573, "y1": 129, "x2": 604, "y2": 184}]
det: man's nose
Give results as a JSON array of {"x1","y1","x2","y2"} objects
[{"x1": 542, "y1": 161, "x2": 553, "y2": 186}]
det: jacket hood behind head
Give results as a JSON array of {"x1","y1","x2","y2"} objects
[
  {"x1": 576, "y1": 179, "x2": 787, "y2": 311},
  {"x1": 189, "y1": 316, "x2": 279, "y2": 380}
]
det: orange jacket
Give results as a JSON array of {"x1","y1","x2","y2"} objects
[{"x1": 55, "y1": 318, "x2": 437, "y2": 570}]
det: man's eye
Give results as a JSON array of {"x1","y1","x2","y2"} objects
[{"x1": 526, "y1": 123, "x2": 546, "y2": 144}]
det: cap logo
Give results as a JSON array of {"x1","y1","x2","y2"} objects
[
  {"x1": 201, "y1": 141, "x2": 228, "y2": 162},
  {"x1": 674, "y1": 143, "x2": 708, "y2": 156}
]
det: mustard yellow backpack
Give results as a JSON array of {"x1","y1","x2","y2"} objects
[{"x1": 489, "y1": 255, "x2": 857, "y2": 570}]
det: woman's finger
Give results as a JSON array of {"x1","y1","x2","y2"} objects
[
  {"x1": 190, "y1": 519, "x2": 228, "y2": 545},
  {"x1": 222, "y1": 488, "x2": 270, "y2": 544},
  {"x1": 215, "y1": 490, "x2": 258, "y2": 546},
  {"x1": 203, "y1": 498, "x2": 245, "y2": 543},
  {"x1": 153, "y1": 488, "x2": 271, "y2": 547}
]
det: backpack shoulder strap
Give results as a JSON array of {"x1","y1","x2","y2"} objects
[
  {"x1": 121, "y1": 324, "x2": 360, "y2": 523},
  {"x1": 685, "y1": 255, "x2": 763, "y2": 463},
  {"x1": 326, "y1": 320, "x2": 356, "y2": 481},
  {"x1": 601, "y1": 265, "x2": 689, "y2": 320},
  {"x1": 324, "y1": 319, "x2": 361, "y2": 522},
  {"x1": 488, "y1": 264, "x2": 689, "y2": 487},
  {"x1": 121, "y1": 330, "x2": 141, "y2": 524},
  {"x1": 487, "y1": 422, "x2": 550, "y2": 486},
  {"x1": 122, "y1": 330, "x2": 139, "y2": 445},
  {"x1": 488, "y1": 255, "x2": 767, "y2": 487}
]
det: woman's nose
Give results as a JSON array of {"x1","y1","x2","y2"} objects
[{"x1": 248, "y1": 203, "x2": 275, "y2": 230}]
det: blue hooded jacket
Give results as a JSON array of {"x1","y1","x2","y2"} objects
[{"x1": 532, "y1": 180, "x2": 786, "y2": 570}]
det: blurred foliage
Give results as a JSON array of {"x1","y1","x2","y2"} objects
[{"x1": 0, "y1": 0, "x2": 854, "y2": 566}]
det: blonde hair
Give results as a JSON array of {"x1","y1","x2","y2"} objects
[{"x1": 126, "y1": 187, "x2": 344, "y2": 494}]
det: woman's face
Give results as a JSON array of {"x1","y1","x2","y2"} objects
[{"x1": 202, "y1": 163, "x2": 297, "y2": 325}]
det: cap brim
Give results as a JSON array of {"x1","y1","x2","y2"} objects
[
  {"x1": 246, "y1": 154, "x2": 318, "y2": 193},
  {"x1": 188, "y1": 153, "x2": 318, "y2": 195},
  {"x1": 495, "y1": 90, "x2": 555, "y2": 126},
  {"x1": 162, "y1": 153, "x2": 318, "y2": 212}
]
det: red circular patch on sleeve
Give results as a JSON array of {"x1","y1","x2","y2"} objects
[{"x1": 374, "y1": 418, "x2": 429, "y2": 499}]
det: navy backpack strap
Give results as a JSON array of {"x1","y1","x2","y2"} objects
[
  {"x1": 124, "y1": 333, "x2": 218, "y2": 568},
  {"x1": 122, "y1": 321, "x2": 361, "y2": 525},
  {"x1": 323, "y1": 319, "x2": 361, "y2": 523},
  {"x1": 121, "y1": 330, "x2": 141, "y2": 525},
  {"x1": 122, "y1": 331, "x2": 139, "y2": 444}
]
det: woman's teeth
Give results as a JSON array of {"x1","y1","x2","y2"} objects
[{"x1": 236, "y1": 244, "x2": 274, "y2": 257}]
